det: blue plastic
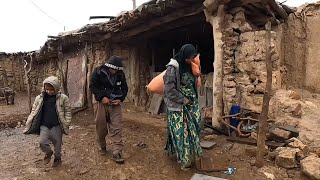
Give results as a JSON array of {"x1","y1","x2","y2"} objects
[
  {"x1": 229, "y1": 105, "x2": 241, "y2": 133},
  {"x1": 224, "y1": 168, "x2": 236, "y2": 175}
]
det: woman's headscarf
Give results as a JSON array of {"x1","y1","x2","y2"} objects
[{"x1": 174, "y1": 44, "x2": 197, "y2": 74}]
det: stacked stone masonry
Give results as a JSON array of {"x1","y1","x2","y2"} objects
[{"x1": 222, "y1": 8, "x2": 282, "y2": 114}]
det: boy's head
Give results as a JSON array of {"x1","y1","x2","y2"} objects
[
  {"x1": 44, "y1": 83, "x2": 56, "y2": 96},
  {"x1": 42, "y1": 76, "x2": 60, "y2": 96}
]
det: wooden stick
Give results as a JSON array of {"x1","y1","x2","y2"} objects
[
  {"x1": 219, "y1": 118, "x2": 238, "y2": 131},
  {"x1": 86, "y1": 43, "x2": 96, "y2": 108},
  {"x1": 23, "y1": 54, "x2": 33, "y2": 113},
  {"x1": 232, "y1": 117, "x2": 259, "y2": 121},
  {"x1": 256, "y1": 20, "x2": 272, "y2": 168},
  {"x1": 222, "y1": 113, "x2": 241, "y2": 118}
]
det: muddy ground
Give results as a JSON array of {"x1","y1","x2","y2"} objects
[{"x1": 0, "y1": 93, "x2": 311, "y2": 180}]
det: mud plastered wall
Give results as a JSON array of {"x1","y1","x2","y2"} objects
[
  {"x1": 222, "y1": 8, "x2": 282, "y2": 114},
  {"x1": 112, "y1": 45, "x2": 151, "y2": 107},
  {"x1": 1, "y1": 43, "x2": 151, "y2": 108},
  {"x1": 87, "y1": 44, "x2": 151, "y2": 107},
  {"x1": 0, "y1": 54, "x2": 59, "y2": 93},
  {"x1": 0, "y1": 54, "x2": 26, "y2": 91},
  {"x1": 280, "y1": 6, "x2": 320, "y2": 93}
]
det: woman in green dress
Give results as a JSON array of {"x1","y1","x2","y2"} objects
[{"x1": 163, "y1": 44, "x2": 202, "y2": 170}]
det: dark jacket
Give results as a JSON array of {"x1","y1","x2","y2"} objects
[
  {"x1": 163, "y1": 59, "x2": 188, "y2": 112},
  {"x1": 90, "y1": 65, "x2": 128, "y2": 102}
]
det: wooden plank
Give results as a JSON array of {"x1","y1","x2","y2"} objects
[
  {"x1": 206, "y1": 87, "x2": 213, "y2": 106},
  {"x1": 200, "y1": 141, "x2": 216, "y2": 149},
  {"x1": 148, "y1": 94, "x2": 163, "y2": 114},
  {"x1": 227, "y1": 136, "x2": 285, "y2": 149},
  {"x1": 67, "y1": 51, "x2": 87, "y2": 108},
  {"x1": 191, "y1": 174, "x2": 227, "y2": 180}
]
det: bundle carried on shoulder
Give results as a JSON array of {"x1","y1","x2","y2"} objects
[{"x1": 146, "y1": 54, "x2": 202, "y2": 95}]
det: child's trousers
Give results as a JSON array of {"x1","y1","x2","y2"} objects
[{"x1": 39, "y1": 125, "x2": 63, "y2": 158}]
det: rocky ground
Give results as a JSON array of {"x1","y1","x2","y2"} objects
[{"x1": 0, "y1": 93, "x2": 318, "y2": 180}]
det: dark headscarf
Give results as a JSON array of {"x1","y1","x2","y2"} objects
[{"x1": 174, "y1": 44, "x2": 197, "y2": 74}]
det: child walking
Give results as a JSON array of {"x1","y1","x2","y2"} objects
[{"x1": 23, "y1": 76, "x2": 71, "y2": 167}]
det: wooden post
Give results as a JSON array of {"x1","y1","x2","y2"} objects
[
  {"x1": 130, "y1": 47, "x2": 140, "y2": 106},
  {"x1": 11, "y1": 58, "x2": 16, "y2": 89},
  {"x1": 57, "y1": 46, "x2": 69, "y2": 96},
  {"x1": 255, "y1": 20, "x2": 272, "y2": 168},
  {"x1": 151, "y1": 47, "x2": 155, "y2": 73},
  {"x1": 204, "y1": 5, "x2": 225, "y2": 128},
  {"x1": 19, "y1": 58, "x2": 25, "y2": 91},
  {"x1": 87, "y1": 43, "x2": 96, "y2": 108},
  {"x1": 132, "y1": 0, "x2": 136, "y2": 9},
  {"x1": 0, "y1": 61, "x2": 8, "y2": 88},
  {"x1": 24, "y1": 54, "x2": 33, "y2": 113}
]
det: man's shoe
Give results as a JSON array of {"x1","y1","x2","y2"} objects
[
  {"x1": 112, "y1": 154, "x2": 124, "y2": 164},
  {"x1": 52, "y1": 158, "x2": 62, "y2": 167},
  {"x1": 43, "y1": 153, "x2": 52, "y2": 165},
  {"x1": 99, "y1": 147, "x2": 109, "y2": 156}
]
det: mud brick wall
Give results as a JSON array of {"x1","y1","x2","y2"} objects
[
  {"x1": 279, "y1": 6, "x2": 320, "y2": 93},
  {"x1": 222, "y1": 8, "x2": 282, "y2": 114},
  {"x1": 86, "y1": 43, "x2": 151, "y2": 107},
  {"x1": 0, "y1": 44, "x2": 151, "y2": 109},
  {"x1": 0, "y1": 54, "x2": 62, "y2": 94},
  {"x1": 32, "y1": 60, "x2": 59, "y2": 93}
]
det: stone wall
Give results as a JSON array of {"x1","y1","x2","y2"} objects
[{"x1": 221, "y1": 8, "x2": 282, "y2": 114}]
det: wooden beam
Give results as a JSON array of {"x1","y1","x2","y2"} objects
[
  {"x1": 204, "y1": 5, "x2": 225, "y2": 129},
  {"x1": 89, "y1": 16, "x2": 115, "y2": 20},
  {"x1": 226, "y1": 0, "x2": 261, "y2": 10},
  {"x1": 146, "y1": 5, "x2": 162, "y2": 15},
  {"x1": 255, "y1": 20, "x2": 272, "y2": 168},
  {"x1": 267, "y1": 0, "x2": 288, "y2": 20},
  {"x1": 113, "y1": 14, "x2": 204, "y2": 43},
  {"x1": 48, "y1": 35, "x2": 60, "y2": 39},
  {"x1": 280, "y1": 4, "x2": 296, "y2": 14},
  {"x1": 227, "y1": 136, "x2": 285, "y2": 149},
  {"x1": 244, "y1": 3, "x2": 280, "y2": 26},
  {"x1": 109, "y1": 5, "x2": 204, "y2": 42}
]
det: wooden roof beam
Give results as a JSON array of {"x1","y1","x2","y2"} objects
[
  {"x1": 266, "y1": 0, "x2": 288, "y2": 20},
  {"x1": 101, "y1": 5, "x2": 204, "y2": 42},
  {"x1": 115, "y1": 14, "x2": 205, "y2": 43}
]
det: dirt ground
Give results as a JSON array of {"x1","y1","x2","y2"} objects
[{"x1": 0, "y1": 93, "x2": 312, "y2": 180}]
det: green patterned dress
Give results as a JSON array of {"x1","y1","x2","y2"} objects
[{"x1": 165, "y1": 72, "x2": 202, "y2": 168}]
